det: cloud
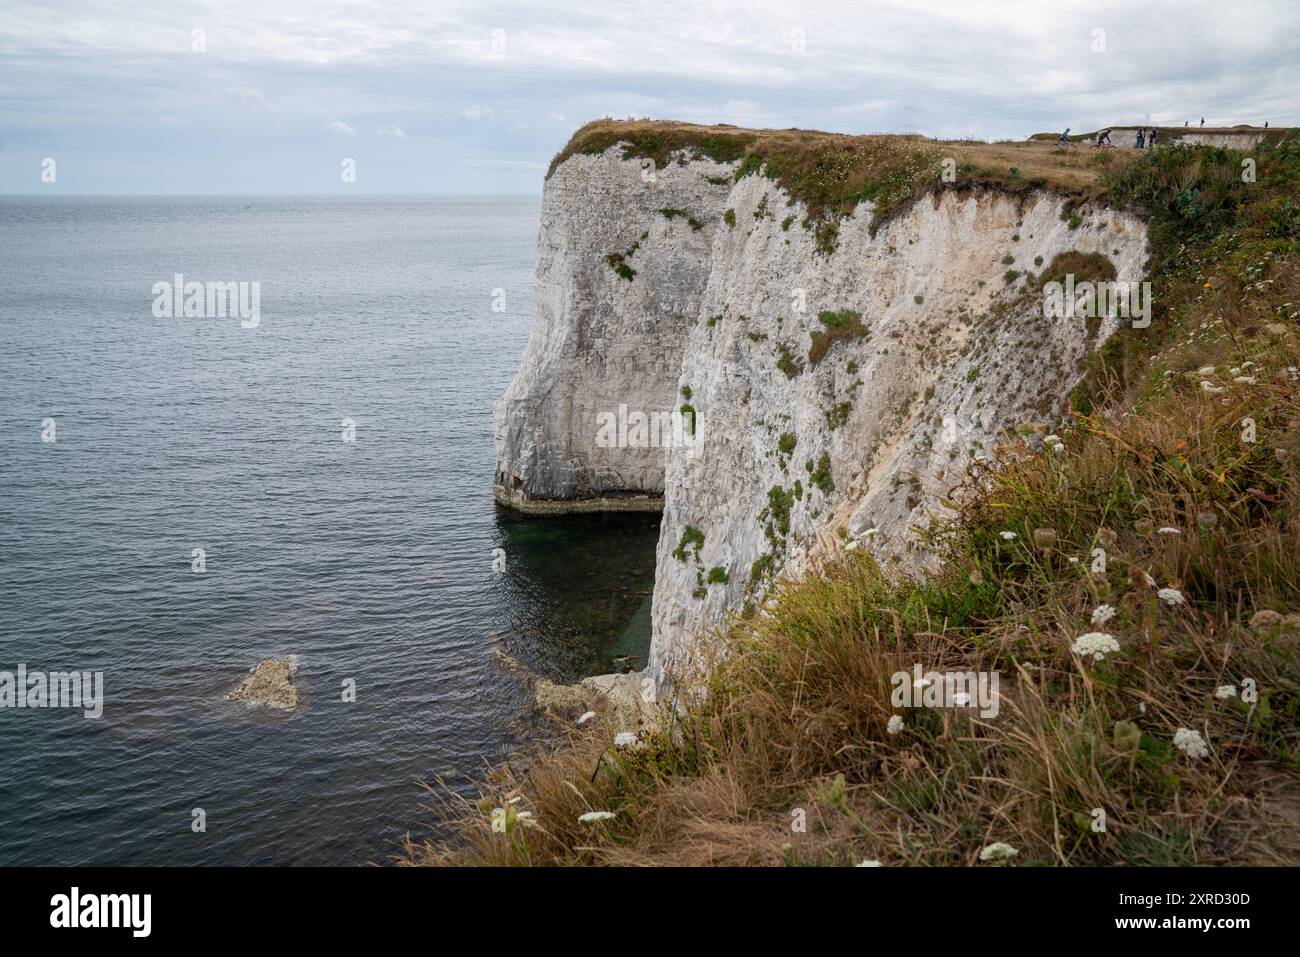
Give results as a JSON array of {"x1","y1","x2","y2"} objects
[
  {"x1": 377, "y1": 124, "x2": 407, "y2": 139},
  {"x1": 3, "y1": 0, "x2": 1296, "y2": 193}
]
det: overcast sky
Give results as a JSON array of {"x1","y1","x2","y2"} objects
[{"x1": 2, "y1": 0, "x2": 1297, "y2": 193}]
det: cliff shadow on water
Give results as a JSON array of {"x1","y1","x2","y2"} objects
[{"x1": 491, "y1": 506, "x2": 660, "y2": 681}]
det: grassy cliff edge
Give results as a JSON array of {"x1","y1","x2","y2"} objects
[{"x1": 407, "y1": 128, "x2": 1300, "y2": 867}]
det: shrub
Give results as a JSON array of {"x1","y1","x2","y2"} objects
[{"x1": 809, "y1": 309, "x2": 869, "y2": 367}]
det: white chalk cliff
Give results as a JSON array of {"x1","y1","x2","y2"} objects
[{"x1": 494, "y1": 138, "x2": 1149, "y2": 690}]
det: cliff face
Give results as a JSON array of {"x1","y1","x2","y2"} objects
[
  {"x1": 495, "y1": 133, "x2": 1149, "y2": 687},
  {"x1": 493, "y1": 150, "x2": 734, "y2": 512}
]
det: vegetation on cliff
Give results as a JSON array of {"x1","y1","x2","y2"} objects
[
  {"x1": 546, "y1": 118, "x2": 1157, "y2": 238},
  {"x1": 405, "y1": 136, "x2": 1300, "y2": 867}
]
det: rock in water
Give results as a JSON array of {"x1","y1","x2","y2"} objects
[{"x1": 225, "y1": 658, "x2": 299, "y2": 711}]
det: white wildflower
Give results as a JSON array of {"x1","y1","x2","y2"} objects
[
  {"x1": 1157, "y1": 527, "x2": 1181, "y2": 535},
  {"x1": 845, "y1": 540, "x2": 859, "y2": 551},
  {"x1": 856, "y1": 860, "x2": 883, "y2": 867},
  {"x1": 1201, "y1": 381, "x2": 1226, "y2": 394},
  {"x1": 1197, "y1": 365, "x2": 1216, "y2": 375},
  {"x1": 1072, "y1": 632, "x2": 1120, "y2": 662},
  {"x1": 578, "y1": 810, "x2": 616, "y2": 823},
  {"x1": 1157, "y1": 587, "x2": 1185, "y2": 606},
  {"x1": 1234, "y1": 376, "x2": 1257, "y2": 385},
  {"x1": 1000, "y1": 531, "x2": 1018, "y2": 541},
  {"x1": 576, "y1": 710, "x2": 596, "y2": 725},
  {"x1": 1091, "y1": 603, "x2": 1117, "y2": 626},
  {"x1": 1214, "y1": 685, "x2": 1238, "y2": 700},
  {"x1": 978, "y1": 842, "x2": 1019, "y2": 862},
  {"x1": 886, "y1": 714, "x2": 904, "y2": 735},
  {"x1": 1173, "y1": 728, "x2": 1209, "y2": 760},
  {"x1": 614, "y1": 731, "x2": 640, "y2": 749}
]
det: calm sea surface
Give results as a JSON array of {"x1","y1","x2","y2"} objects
[{"x1": 0, "y1": 196, "x2": 658, "y2": 865}]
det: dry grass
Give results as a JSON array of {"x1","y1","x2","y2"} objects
[{"x1": 549, "y1": 120, "x2": 1151, "y2": 241}]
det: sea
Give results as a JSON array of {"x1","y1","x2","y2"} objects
[{"x1": 0, "y1": 195, "x2": 659, "y2": 865}]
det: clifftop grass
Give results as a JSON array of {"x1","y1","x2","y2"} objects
[
  {"x1": 546, "y1": 119, "x2": 1183, "y2": 234},
  {"x1": 405, "y1": 138, "x2": 1300, "y2": 868}
]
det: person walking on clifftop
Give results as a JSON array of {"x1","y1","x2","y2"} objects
[{"x1": 1136, "y1": 128, "x2": 1145, "y2": 148}]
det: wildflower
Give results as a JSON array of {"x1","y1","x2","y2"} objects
[
  {"x1": 845, "y1": 540, "x2": 859, "y2": 551},
  {"x1": 1215, "y1": 685, "x2": 1238, "y2": 700},
  {"x1": 999, "y1": 531, "x2": 1017, "y2": 541},
  {"x1": 1234, "y1": 376, "x2": 1257, "y2": 385},
  {"x1": 1157, "y1": 587, "x2": 1185, "y2": 606},
  {"x1": 1091, "y1": 603, "x2": 1116, "y2": 625},
  {"x1": 613, "y1": 731, "x2": 640, "y2": 749},
  {"x1": 1156, "y1": 527, "x2": 1181, "y2": 535},
  {"x1": 857, "y1": 860, "x2": 883, "y2": 867},
  {"x1": 1200, "y1": 381, "x2": 1226, "y2": 394},
  {"x1": 978, "y1": 842, "x2": 1019, "y2": 863},
  {"x1": 578, "y1": 810, "x2": 616, "y2": 823},
  {"x1": 576, "y1": 710, "x2": 596, "y2": 725},
  {"x1": 886, "y1": 714, "x2": 904, "y2": 735},
  {"x1": 1072, "y1": 632, "x2": 1120, "y2": 662},
  {"x1": 1197, "y1": 365, "x2": 1216, "y2": 375},
  {"x1": 1143, "y1": 572, "x2": 1157, "y2": 587},
  {"x1": 1173, "y1": 728, "x2": 1209, "y2": 760}
]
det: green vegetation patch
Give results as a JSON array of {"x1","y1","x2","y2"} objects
[{"x1": 809, "y1": 309, "x2": 869, "y2": 367}]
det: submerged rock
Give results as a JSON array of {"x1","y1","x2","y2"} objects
[{"x1": 226, "y1": 658, "x2": 299, "y2": 711}]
